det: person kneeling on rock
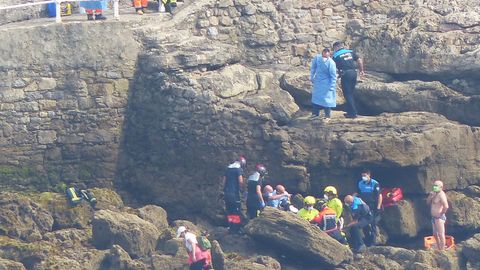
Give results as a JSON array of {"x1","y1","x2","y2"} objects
[
  {"x1": 297, "y1": 196, "x2": 319, "y2": 222},
  {"x1": 177, "y1": 226, "x2": 212, "y2": 270},
  {"x1": 344, "y1": 195, "x2": 374, "y2": 253}
]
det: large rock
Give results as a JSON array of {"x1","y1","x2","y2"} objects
[
  {"x1": 355, "y1": 79, "x2": 480, "y2": 126},
  {"x1": 92, "y1": 210, "x2": 160, "y2": 258},
  {"x1": 0, "y1": 192, "x2": 53, "y2": 242},
  {"x1": 355, "y1": 2, "x2": 480, "y2": 77},
  {"x1": 100, "y1": 245, "x2": 149, "y2": 270},
  {"x1": 0, "y1": 258, "x2": 25, "y2": 270},
  {"x1": 446, "y1": 190, "x2": 480, "y2": 232},
  {"x1": 244, "y1": 207, "x2": 352, "y2": 267},
  {"x1": 462, "y1": 233, "x2": 480, "y2": 268},
  {"x1": 197, "y1": 64, "x2": 258, "y2": 98},
  {"x1": 381, "y1": 199, "x2": 430, "y2": 239},
  {"x1": 136, "y1": 205, "x2": 169, "y2": 233}
]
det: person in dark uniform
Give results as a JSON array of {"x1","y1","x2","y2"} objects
[
  {"x1": 223, "y1": 156, "x2": 246, "y2": 234},
  {"x1": 356, "y1": 169, "x2": 383, "y2": 246},
  {"x1": 246, "y1": 164, "x2": 267, "y2": 219},
  {"x1": 332, "y1": 41, "x2": 365, "y2": 119},
  {"x1": 344, "y1": 195, "x2": 373, "y2": 253}
]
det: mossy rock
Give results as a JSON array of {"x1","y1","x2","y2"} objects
[
  {"x1": 32, "y1": 192, "x2": 93, "y2": 230},
  {"x1": 0, "y1": 236, "x2": 54, "y2": 264},
  {"x1": 90, "y1": 188, "x2": 124, "y2": 210}
]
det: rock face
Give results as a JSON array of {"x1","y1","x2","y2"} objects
[
  {"x1": 0, "y1": 192, "x2": 53, "y2": 242},
  {"x1": 462, "y1": 233, "x2": 480, "y2": 269},
  {"x1": 245, "y1": 207, "x2": 352, "y2": 267},
  {"x1": 446, "y1": 190, "x2": 480, "y2": 232},
  {"x1": 92, "y1": 210, "x2": 160, "y2": 258},
  {"x1": 0, "y1": 258, "x2": 26, "y2": 270}
]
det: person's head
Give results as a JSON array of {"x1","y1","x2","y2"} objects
[
  {"x1": 264, "y1": 185, "x2": 273, "y2": 193},
  {"x1": 433, "y1": 180, "x2": 444, "y2": 193},
  {"x1": 238, "y1": 155, "x2": 247, "y2": 168},
  {"x1": 344, "y1": 195, "x2": 354, "y2": 207},
  {"x1": 322, "y1": 48, "x2": 330, "y2": 58},
  {"x1": 176, "y1": 226, "x2": 187, "y2": 238},
  {"x1": 255, "y1": 164, "x2": 268, "y2": 176},
  {"x1": 323, "y1": 186, "x2": 338, "y2": 199},
  {"x1": 332, "y1": 41, "x2": 343, "y2": 52},
  {"x1": 304, "y1": 196, "x2": 316, "y2": 210},
  {"x1": 315, "y1": 199, "x2": 327, "y2": 211},
  {"x1": 276, "y1": 185, "x2": 285, "y2": 194},
  {"x1": 361, "y1": 169, "x2": 371, "y2": 182}
]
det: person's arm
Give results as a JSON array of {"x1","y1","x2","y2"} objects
[
  {"x1": 357, "y1": 58, "x2": 365, "y2": 77},
  {"x1": 310, "y1": 57, "x2": 317, "y2": 82},
  {"x1": 440, "y1": 192, "x2": 449, "y2": 215},
  {"x1": 238, "y1": 175, "x2": 244, "y2": 192},
  {"x1": 256, "y1": 185, "x2": 264, "y2": 206},
  {"x1": 187, "y1": 238, "x2": 197, "y2": 262}
]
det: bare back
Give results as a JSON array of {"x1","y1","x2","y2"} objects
[{"x1": 430, "y1": 191, "x2": 448, "y2": 217}]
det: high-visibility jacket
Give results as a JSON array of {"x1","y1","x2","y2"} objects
[
  {"x1": 326, "y1": 197, "x2": 343, "y2": 221},
  {"x1": 297, "y1": 208, "x2": 319, "y2": 222},
  {"x1": 162, "y1": 0, "x2": 176, "y2": 4}
]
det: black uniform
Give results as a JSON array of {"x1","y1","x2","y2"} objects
[
  {"x1": 224, "y1": 162, "x2": 243, "y2": 233},
  {"x1": 246, "y1": 172, "x2": 263, "y2": 219},
  {"x1": 333, "y1": 48, "x2": 360, "y2": 117}
]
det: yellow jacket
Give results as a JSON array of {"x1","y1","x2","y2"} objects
[
  {"x1": 162, "y1": 0, "x2": 176, "y2": 4},
  {"x1": 298, "y1": 208, "x2": 319, "y2": 222},
  {"x1": 326, "y1": 197, "x2": 343, "y2": 221}
]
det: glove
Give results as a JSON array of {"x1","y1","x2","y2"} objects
[{"x1": 260, "y1": 201, "x2": 266, "y2": 209}]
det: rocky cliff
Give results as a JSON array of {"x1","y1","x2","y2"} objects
[{"x1": 0, "y1": 0, "x2": 480, "y2": 269}]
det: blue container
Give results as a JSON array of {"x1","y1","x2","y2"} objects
[{"x1": 47, "y1": 2, "x2": 56, "y2": 17}]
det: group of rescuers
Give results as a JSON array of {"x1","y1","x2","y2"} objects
[{"x1": 222, "y1": 156, "x2": 450, "y2": 254}]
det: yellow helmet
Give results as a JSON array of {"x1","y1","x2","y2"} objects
[
  {"x1": 304, "y1": 196, "x2": 316, "y2": 205},
  {"x1": 324, "y1": 186, "x2": 337, "y2": 195}
]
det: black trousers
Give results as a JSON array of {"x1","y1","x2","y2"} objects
[
  {"x1": 190, "y1": 259, "x2": 206, "y2": 270},
  {"x1": 349, "y1": 216, "x2": 373, "y2": 250},
  {"x1": 340, "y1": 70, "x2": 358, "y2": 116},
  {"x1": 224, "y1": 192, "x2": 242, "y2": 233}
]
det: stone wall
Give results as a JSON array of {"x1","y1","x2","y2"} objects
[
  {"x1": 0, "y1": 0, "x2": 45, "y2": 26},
  {"x1": 0, "y1": 21, "x2": 139, "y2": 189}
]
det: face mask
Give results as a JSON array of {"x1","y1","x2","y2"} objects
[
  {"x1": 362, "y1": 176, "x2": 369, "y2": 181},
  {"x1": 307, "y1": 206, "x2": 314, "y2": 211},
  {"x1": 433, "y1": 185, "x2": 440, "y2": 193}
]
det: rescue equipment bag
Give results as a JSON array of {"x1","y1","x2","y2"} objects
[
  {"x1": 66, "y1": 187, "x2": 82, "y2": 205},
  {"x1": 381, "y1": 187, "x2": 403, "y2": 208}
]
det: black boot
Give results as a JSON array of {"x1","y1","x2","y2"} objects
[
  {"x1": 87, "y1": 14, "x2": 94, "y2": 20},
  {"x1": 95, "y1": 13, "x2": 107, "y2": 20}
]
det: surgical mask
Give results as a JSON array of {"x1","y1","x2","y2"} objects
[
  {"x1": 323, "y1": 194, "x2": 329, "y2": 200},
  {"x1": 307, "y1": 206, "x2": 314, "y2": 211},
  {"x1": 362, "y1": 176, "x2": 369, "y2": 181},
  {"x1": 433, "y1": 185, "x2": 440, "y2": 193}
]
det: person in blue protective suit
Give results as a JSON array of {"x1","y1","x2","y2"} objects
[
  {"x1": 310, "y1": 48, "x2": 337, "y2": 122},
  {"x1": 344, "y1": 195, "x2": 373, "y2": 253},
  {"x1": 357, "y1": 169, "x2": 382, "y2": 246},
  {"x1": 246, "y1": 164, "x2": 267, "y2": 219},
  {"x1": 332, "y1": 41, "x2": 364, "y2": 119}
]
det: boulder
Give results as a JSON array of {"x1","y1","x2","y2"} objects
[
  {"x1": 92, "y1": 210, "x2": 160, "y2": 258},
  {"x1": 149, "y1": 253, "x2": 188, "y2": 270},
  {"x1": 197, "y1": 64, "x2": 258, "y2": 98},
  {"x1": 355, "y1": 79, "x2": 480, "y2": 126},
  {"x1": 244, "y1": 207, "x2": 352, "y2": 267},
  {"x1": 381, "y1": 200, "x2": 418, "y2": 238},
  {"x1": 211, "y1": 240, "x2": 226, "y2": 270},
  {"x1": 33, "y1": 192, "x2": 93, "y2": 230},
  {"x1": 0, "y1": 258, "x2": 25, "y2": 270},
  {"x1": 136, "y1": 205, "x2": 169, "y2": 233},
  {"x1": 90, "y1": 188, "x2": 124, "y2": 211},
  {"x1": 462, "y1": 233, "x2": 480, "y2": 266},
  {"x1": 0, "y1": 192, "x2": 53, "y2": 242},
  {"x1": 100, "y1": 245, "x2": 149, "y2": 270},
  {"x1": 446, "y1": 190, "x2": 480, "y2": 232}
]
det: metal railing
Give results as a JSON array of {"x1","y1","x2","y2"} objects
[{"x1": 0, "y1": 0, "x2": 119, "y2": 23}]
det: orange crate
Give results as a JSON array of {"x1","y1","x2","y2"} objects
[{"x1": 424, "y1": 235, "x2": 455, "y2": 250}]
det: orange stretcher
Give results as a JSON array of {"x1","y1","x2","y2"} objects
[{"x1": 424, "y1": 235, "x2": 455, "y2": 250}]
